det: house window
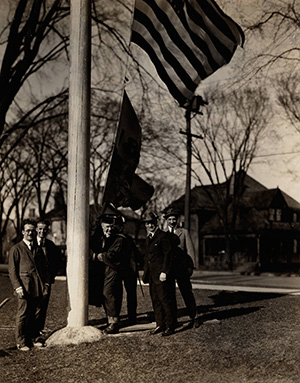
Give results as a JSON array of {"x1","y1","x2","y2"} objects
[
  {"x1": 269, "y1": 208, "x2": 275, "y2": 221},
  {"x1": 275, "y1": 209, "x2": 282, "y2": 222},
  {"x1": 293, "y1": 213, "x2": 298, "y2": 222},
  {"x1": 293, "y1": 239, "x2": 298, "y2": 254},
  {"x1": 29, "y1": 208, "x2": 35, "y2": 218}
]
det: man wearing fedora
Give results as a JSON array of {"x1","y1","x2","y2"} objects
[
  {"x1": 163, "y1": 208, "x2": 197, "y2": 328},
  {"x1": 142, "y1": 212, "x2": 176, "y2": 336}
]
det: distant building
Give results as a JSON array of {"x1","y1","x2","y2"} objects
[{"x1": 165, "y1": 174, "x2": 300, "y2": 272}]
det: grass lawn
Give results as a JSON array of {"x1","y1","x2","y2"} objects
[{"x1": 1, "y1": 273, "x2": 300, "y2": 383}]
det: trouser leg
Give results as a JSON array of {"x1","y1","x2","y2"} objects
[
  {"x1": 123, "y1": 272, "x2": 137, "y2": 321},
  {"x1": 149, "y1": 280, "x2": 164, "y2": 328},
  {"x1": 150, "y1": 277, "x2": 176, "y2": 329},
  {"x1": 103, "y1": 268, "x2": 123, "y2": 320},
  {"x1": 28, "y1": 297, "x2": 43, "y2": 341},
  {"x1": 39, "y1": 285, "x2": 51, "y2": 331},
  {"x1": 167, "y1": 276, "x2": 178, "y2": 324},
  {"x1": 15, "y1": 297, "x2": 30, "y2": 347},
  {"x1": 176, "y1": 274, "x2": 197, "y2": 319}
]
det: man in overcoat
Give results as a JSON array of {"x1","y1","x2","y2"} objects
[
  {"x1": 164, "y1": 208, "x2": 197, "y2": 327},
  {"x1": 9, "y1": 219, "x2": 50, "y2": 351},
  {"x1": 142, "y1": 212, "x2": 176, "y2": 336},
  {"x1": 91, "y1": 214, "x2": 127, "y2": 334}
]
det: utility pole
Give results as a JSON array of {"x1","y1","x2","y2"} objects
[
  {"x1": 184, "y1": 108, "x2": 192, "y2": 231},
  {"x1": 180, "y1": 96, "x2": 207, "y2": 231}
]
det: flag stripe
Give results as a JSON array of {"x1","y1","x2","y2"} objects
[
  {"x1": 132, "y1": 0, "x2": 244, "y2": 106},
  {"x1": 132, "y1": 30, "x2": 191, "y2": 104},
  {"x1": 134, "y1": 7, "x2": 199, "y2": 91},
  {"x1": 192, "y1": 0, "x2": 244, "y2": 47},
  {"x1": 188, "y1": 0, "x2": 244, "y2": 59},
  {"x1": 139, "y1": 0, "x2": 213, "y2": 78},
  {"x1": 185, "y1": 2, "x2": 234, "y2": 64}
]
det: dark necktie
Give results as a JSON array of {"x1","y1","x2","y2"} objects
[{"x1": 39, "y1": 238, "x2": 45, "y2": 247}]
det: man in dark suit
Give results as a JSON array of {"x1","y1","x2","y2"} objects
[
  {"x1": 9, "y1": 219, "x2": 50, "y2": 351},
  {"x1": 164, "y1": 209, "x2": 197, "y2": 328},
  {"x1": 142, "y1": 212, "x2": 176, "y2": 336},
  {"x1": 36, "y1": 219, "x2": 62, "y2": 334},
  {"x1": 91, "y1": 214, "x2": 127, "y2": 334}
]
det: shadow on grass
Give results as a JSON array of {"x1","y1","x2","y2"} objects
[
  {"x1": 209, "y1": 291, "x2": 283, "y2": 307},
  {"x1": 199, "y1": 306, "x2": 262, "y2": 323},
  {"x1": 0, "y1": 349, "x2": 11, "y2": 357},
  {"x1": 175, "y1": 291, "x2": 282, "y2": 327},
  {"x1": 187, "y1": 291, "x2": 283, "y2": 317},
  {"x1": 175, "y1": 306, "x2": 262, "y2": 334},
  {"x1": 89, "y1": 291, "x2": 279, "y2": 329}
]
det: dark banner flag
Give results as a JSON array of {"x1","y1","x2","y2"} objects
[
  {"x1": 102, "y1": 91, "x2": 153, "y2": 210},
  {"x1": 131, "y1": 0, "x2": 245, "y2": 107},
  {"x1": 125, "y1": 174, "x2": 154, "y2": 211}
]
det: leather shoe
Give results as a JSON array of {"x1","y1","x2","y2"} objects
[
  {"x1": 149, "y1": 326, "x2": 165, "y2": 335},
  {"x1": 33, "y1": 341, "x2": 45, "y2": 348},
  {"x1": 103, "y1": 323, "x2": 119, "y2": 334},
  {"x1": 183, "y1": 319, "x2": 195, "y2": 329},
  {"x1": 162, "y1": 328, "x2": 174, "y2": 337},
  {"x1": 17, "y1": 345, "x2": 31, "y2": 352}
]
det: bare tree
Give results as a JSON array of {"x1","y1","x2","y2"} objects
[
  {"x1": 190, "y1": 86, "x2": 271, "y2": 268},
  {"x1": 276, "y1": 72, "x2": 300, "y2": 133},
  {"x1": 0, "y1": 0, "x2": 69, "y2": 144},
  {"x1": 0, "y1": 140, "x2": 36, "y2": 260},
  {"x1": 242, "y1": 0, "x2": 300, "y2": 84},
  {"x1": 90, "y1": 93, "x2": 119, "y2": 213}
]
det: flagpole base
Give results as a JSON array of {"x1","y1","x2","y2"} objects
[{"x1": 46, "y1": 326, "x2": 103, "y2": 347}]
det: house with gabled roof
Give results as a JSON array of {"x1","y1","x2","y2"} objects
[{"x1": 166, "y1": 174, "x2": 300, "y2": 272}]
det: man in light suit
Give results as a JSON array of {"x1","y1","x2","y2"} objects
[
  {"x1": 36, "y1": 219, "x2": 62, "y2": 334},
  {"x1": 9, "y1": 219, "x2": 50, "y2": 351},
  {"x1": 142, "y1": 212, "x2": 176, "y2": 336},
  {"x1": 164, "y1": 209, "x2": 197, "y2": 328}
]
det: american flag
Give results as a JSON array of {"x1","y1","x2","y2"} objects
[{"x1": 131, "y1": 0, "x2": 244, "y2": 107}]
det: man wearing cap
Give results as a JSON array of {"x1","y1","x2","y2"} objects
[
  {"x1": 91, "y1": 211, "x2": 130, "y2": 334},
  {"x1": 142, "y1": 212, "x2": 176, "y2": 336},
  {"x1": 164, "y1": 209, "x2": 197, "y2": 328}
]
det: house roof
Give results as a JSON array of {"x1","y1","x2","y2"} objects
[
  {"x1": 280, "y1": 189, "x2": 300, "y2": 211},
  {"x1": 164, "y1": 172, "x2": 300, "y2": 234},
  {"x1": 165, "y1": 173, "x2": 268, "y2": 214},
  {"x1": 243, "y1": 188, "x2": 300, "y2": 211}
]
